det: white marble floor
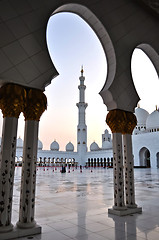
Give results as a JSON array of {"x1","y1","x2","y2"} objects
[{"x1": 10, "y1": 167, "x2": 159, "y2": 240}]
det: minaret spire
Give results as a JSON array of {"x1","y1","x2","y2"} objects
[
  {"x1": 76, "y1": 67, "x2": 88, "y2": 165},
  {"x1": 81, "y1": 65, "x2": 84, "y2": 76}
]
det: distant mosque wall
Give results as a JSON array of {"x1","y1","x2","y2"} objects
[
  {"x1": 0, "y1": 105, "x2": 158, "y2": 168},
  {"x1": 133, "y1": 106, "x2": 159, "y2": 168},
  {"x1": 0, "y1": 106, "x2": 159, "y2": 168}
]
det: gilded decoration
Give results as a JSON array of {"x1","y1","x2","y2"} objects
[
  {"x1": 106, "y1": 109, "x2": 137, "y2": 134},
  {"x1": 0, "y1": 84, "x2": 26, "y2": 118},
  {"x1": 24, "y1": 89, "x2": 47, "y2": 121}
]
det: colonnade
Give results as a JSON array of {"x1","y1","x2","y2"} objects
[
  {"x1": 106, "y1": 109, "x2": 142, "y2": 215},
  {"x1": 0, "y1": 83, "x2": 47, "y2": 238},
  {"x1": 15, "y1": 157, "x2": 77, "y2": 167},
  {"x1": 0, "y1": 85, "x2": 142, "y2": 238},
  {"x1": 37, "y1": 157, "x2": 77, "y2": 167},
  {"x1": 87, "y1": 157, "x2": 113, "y2": 168}
]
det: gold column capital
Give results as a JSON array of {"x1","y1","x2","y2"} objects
[
  {"x1": 23, "y1": 88, "x2": 47, "y2": 121},
  {"x1": 0, "y1": 83, "x2": 26, "y2": 118},
  {"x1": 106, "y1": 109, "x2": 137, "y2": 134}
]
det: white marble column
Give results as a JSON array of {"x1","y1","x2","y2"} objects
[
  {"x1": 16, "y1": 120, "x2": 39, "y2": 228},
  {"x1": 0, "y1": 84, "x2": 25, "y2": 233},
  {"x1": 112, "y1": 132, "x2": 126, "y2": 210},
  {"x1": 121, "y1": 110, "x2": 142, "y2": 215},
  {"x1": 17, "y1": 88, "x2": 47, "y2": 229},
  {"x1": 106, "y1": 109, "x2": 142, "y2": 216},
  {"x1": 106, "y1": 109, "x2": 127, "y2": 214},
  {"x1": 0, "y1": 118, "x2": 18, "y2": 232},
  {"x1": 123, "y1": 134, "x2": 137, "y2": 208}
]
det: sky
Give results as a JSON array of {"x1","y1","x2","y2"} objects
[{"x1": 0, "y1": 12, "x2": 158, "y2": 150}]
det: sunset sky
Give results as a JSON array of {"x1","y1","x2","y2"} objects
[{"x1": 0, "y1": 13, "x2": 158, "y2": 151}]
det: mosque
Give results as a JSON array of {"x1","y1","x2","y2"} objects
[
  {"x1": 0, "y1": 1, "x2": 159, "y2": 238},
  {"x1": 2, "y1": 69, "x2": 158, "y2": 169}
]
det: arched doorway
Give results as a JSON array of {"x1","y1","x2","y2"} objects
[
  {"x1": 156, "y1": 152, "x2": 159, "y2": 168},
  {"x1": 139, "y1": 147, "x2": 151, "y2": 168}
]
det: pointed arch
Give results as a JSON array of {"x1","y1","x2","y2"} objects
[
  {"x1": 51, "y1": 3, "x2": 116, "y2": 109},
  {"x1": 139, "y1": 147, "x2": 151, "y2": 167},
  {"x1": 137, "y1": 44, "x2": 159, "y2": 77}
]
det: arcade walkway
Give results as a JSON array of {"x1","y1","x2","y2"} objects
[{"x1": 12, "y1": 167, "x2": 159, "y2": 240}]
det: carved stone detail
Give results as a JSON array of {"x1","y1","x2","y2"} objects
[
  {"x1": 23, "y1": 89, "x2": 47, "y2": 121},
  {"x1": 106, "y1": 109, "x2": 137, "y2": 134},
  {"x1": 17, "y1": 122, "x2": 38, "y2": 229},
  {"x1": 0, "y1": 84, "x2": 26, "y2": 118},
  {"x1": 123, "y1": 134, "x2": 137, "y2": 208},
  {"x1": 112, "y1": 133, "x2": 126, "y2": 210}
]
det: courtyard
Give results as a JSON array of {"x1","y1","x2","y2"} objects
[{"x1": 11, "y1": 167, "x2": 159, "y2": 240}]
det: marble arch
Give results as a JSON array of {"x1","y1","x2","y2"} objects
[
  {"x1": 52, "y1": 3, "x2": 116, "y2": 108},
  {"x1": 137, "y1": 43, "x2": 159, "y2": 77},
  {"x1": 0, "y1": 1, "x2": 158, "y2": 111}
]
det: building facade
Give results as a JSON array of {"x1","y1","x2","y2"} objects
[
  {"x1": 6, "y1": 69, "x2": 113, "y2": 168},
  {"x1": 1, "y1": 72, "x2": 158, "y2": 169},
  {"x1": 133, "y1": 106, "x2": 159, "y2": 169}
]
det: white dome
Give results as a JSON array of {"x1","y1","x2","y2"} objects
[
  {"x1": 135, "y1": 107, "x2": 149, "y2": 126},
  {"x1": 146, "y1": 110, "x2": 159, "y2": 130},
  {"x1": 16, "y1": 137, "x2": 23, "y2": 148},
  {"x1": 66, "y1": 142, "x2": 74, "y2": 152},
  {"x1": 38, "y1": 139, "x2": 43, "y2": 150},
  {"x1": 102, "y1": 141, "x2": 112, "y2": 149},
  {"x1": 90, "y1": 142, "x2": 99, "y2": 151},
  {"x1": 50, "y1": 140, "x2": 59, "y2": 151}
]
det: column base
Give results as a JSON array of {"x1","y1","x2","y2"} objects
[
  {"x1": 108, "y1": 207, "x2": 142, "y2": 216},
  {"x1": 16, "y1": 220, "x2": 36, "y2": 229},
  {"x1": 0, "y1": 224, "x2": 13, "y2": 233},
  {"x1": 0, "y1": 224, "x2": 41, "y2": 240},
  {"x1": 126, "y1": 203, "x2": 138, "y2": 208},
  {"x1": 113, "y1": 206, "x2": 127, "y2": 211}
]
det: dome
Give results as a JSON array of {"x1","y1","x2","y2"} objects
[
  {"x1": 16, "y1": 137, "x2": 23, "y2": 148},
  {"x1": 102, "y1": 141, "x2": 112, "y2": 149},
  {"x1": 90, "y1": 141, "x2": 99, "y2": 151},
  {"x1": 66, "y1": 142, "x2": 74, "y2": 152},
  {"x1": 104, "y1": 129, "x2": 109, "y2": 134},
  {"x1": 38, "y1": 139, "x2": 43, "y2": 150},
  {"x1": 146, "y1": 110, "x2": 159, "y2": 130},
  {"x1": 135, "y1": 107, "x2": 149, "y2": 126},
  {"x1": 50, "y1": 140, "x2": 59, "y2": 151}
]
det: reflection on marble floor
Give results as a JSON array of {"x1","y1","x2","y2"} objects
[{"x1": 12, "y1": 167, "x2": 159, "y2": 240}]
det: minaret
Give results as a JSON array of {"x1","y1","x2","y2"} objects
[{"x1": 76, "y1": 67, "x2": 88, "y2": 165}]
